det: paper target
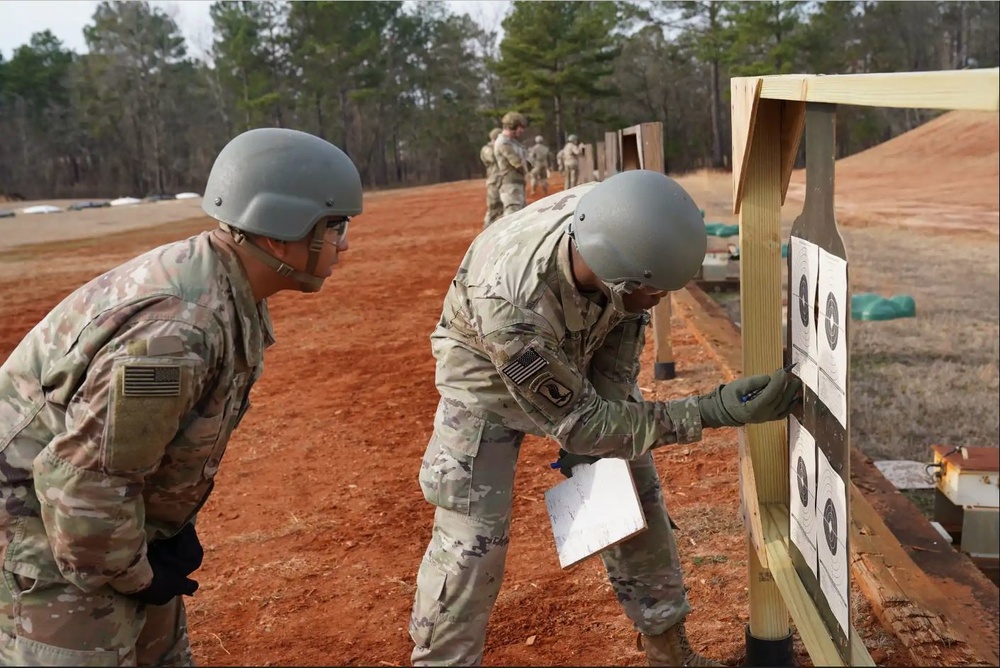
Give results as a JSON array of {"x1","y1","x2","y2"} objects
[
  {"x1": 817, "y1": 447, "x2": 849, "y2": 634},
  {"x1": 817, "y1": 249, "x2": 848, "y2": 428},
  {"x1": 788, "y1": 415, "x2": 818, "y2": 578},
  {"x1": 790, "y1": 236, "x2": 820, "y2": 393}
]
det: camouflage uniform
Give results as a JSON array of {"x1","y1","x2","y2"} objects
[
  {"x1": 492, "y1": 134, "x2": 529, "y2": 216},
  {"x1": 562, "y1": 141, "x2": 581, "y2": 189},
  {"x1": 527, "y1": 143, "x2": 551, "y2": 197},
  {"x1": 409, "y1": 186, "x2": 701, "y2": 665},
  {"x1": 479, "y1": 141, "x2": 502, "y2": 229},
  {"x1": 0, "y1": 229, "x2": 272, "y2": 666}
]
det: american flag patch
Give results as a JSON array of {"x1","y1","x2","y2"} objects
[
  {"x1": 123, "y1": 365, "x2": 181, "y2": 397},
  {"x1": 501, "y1": 348, "x2": 548, "y2": 385}
]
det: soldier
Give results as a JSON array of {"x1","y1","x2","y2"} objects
[
  {"x1": 562, "y1": 134, "x2": 582, "y2": 189},
  {"x1": 480, "y1": 128, "x2": 503, "y2": 228},
  {"x1": 527, "y1": 136, "x2": 552, "y2": 197},
  {"x1": 408, "y1": 170, "x2": 802, "y2": 667},
  {"x1": 556, "y1": 145, "x2": 566, "y2": 186},
  {"x1": 492, "y1": 111, "x2": 529, "y2": 216},
  {"x1": 0, "y1": 128, "x2": 362, "y2": 666}
]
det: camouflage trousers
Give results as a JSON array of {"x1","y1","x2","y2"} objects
[
  {"x1": 409, "y1": 399, "x2": 691, "y2": 666},
  {"x1": 483, "y1": 183, "x2": 502, "y2": 228},
  {"x1": 564, "y1": 164, "x2": 580, "y2": 189},
  {"x1": 498, "y1": 182, "x2": 526, "y2": 216},
  {"x1": 0, "y1": 570, "x2": 193, "y2": 666},
  {"x1": 528, "y1": 167, "x2": 549, "y2": 196}
]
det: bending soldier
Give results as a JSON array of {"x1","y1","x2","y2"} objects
[
  {"x1": 409, "y1": 170, "x2": 802, "y2": 667},
  {"x1": 0, "y1": 129, "x2": 362, "y2": 666}
]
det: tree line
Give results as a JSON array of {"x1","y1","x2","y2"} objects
[{"x1": 1, "y1": 0, "x2": 996, "y2": 200}]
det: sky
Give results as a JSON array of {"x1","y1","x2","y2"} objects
[{"x1": 0, "y1": 0, "x2": 511, "y2": 61}]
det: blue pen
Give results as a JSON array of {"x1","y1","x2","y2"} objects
[{"x1": 741, "y1": 362, "x2": 798, "y2": 403}]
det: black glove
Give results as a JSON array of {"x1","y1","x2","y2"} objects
[
  {"x1": 151, "y1": 522, "x2": 203, "y2": 576},
  {"x1": 551, "y1": 448, "x2": 601, "y2": 479},
  {"x1": 127, "y1": 523, "x2": 203, "y2": 606},
  {"x1": 698, "y1": 365, "x2": 802, "y2": 428}
]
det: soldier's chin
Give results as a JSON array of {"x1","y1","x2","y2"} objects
[{"x1": 623, "y1": 294, "x2": 661, "y2": 312}]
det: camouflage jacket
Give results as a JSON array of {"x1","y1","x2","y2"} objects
[
  {"x1": 431, "y1": 186, "x2": 703, "y2": 459},
  {"x1": 0, "y1": 230, "x2": 272, "y2": 594},
  {"x1": 493, "y1": 134, "x2": 528, "y2": 186},
  {"x1": 561, "y1": 142, "x2": 581, "y2": 167},
  {"x1": 480, "y1": 142, "x2": 499, "y2": 188},
  {"x1": 528, "y1": 144, "x2": 551, "y2": 172}
]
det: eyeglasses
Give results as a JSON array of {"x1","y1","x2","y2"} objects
[{"x1": 326, "y1": 217, "x2": 350, "y2": 245}]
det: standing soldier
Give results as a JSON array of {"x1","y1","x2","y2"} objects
[
  {"x1": 527, "y1": 136, "x2": 552, "y2": 197},
  {"x1": 556, "y1": 145, "x2": 566, "y2": 187},
  {"x1": 0, "y1": 128, "x2": 362, "y2": 666},
  {"x1": 492, "y1": 111, "x2": 529, "y2": 216},
  {"x1": 480, "y1": 128, "x2": 503, "y2": 228},
  {"x1": 408, "y1": 170, "x2": 802, "y2": 667},
  {"x1": 562, "y1": 133, "x2": 582, "y2": 189}
]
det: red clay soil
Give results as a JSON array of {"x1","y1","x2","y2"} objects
[
  {"x1": 0, "y1": 177, "x2": 911, "y2": 666},
  {"x1": 786, "y1": 110, "x2": 1000, "y2": 237}
]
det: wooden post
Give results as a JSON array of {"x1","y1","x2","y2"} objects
[
  {"x1": 580, "y1": 144, "x2": 595, "y2": 183},
  {"x1": 604, "y1": 131, "x2": 619, "y2": 178},
  {"x1": 738, "y1": 97, "x2": 791, "y2": 645},
  {"x1": 596, "y1": 142, "x2": 606, "y2": 181}
]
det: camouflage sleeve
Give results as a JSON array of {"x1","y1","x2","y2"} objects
[
  {"x1": 587, "y1": 313, "x2": 648, "y2": 402},
  {"x1": 31, "y1": 307, "x2": 221, "y2": 594},
  {"x1": 496, "y1": 140, "x2": 526, "y2": 171},
  {"x1": 480, "y1": 145, "x2": 494, "y2": 168},
  {"x1": 479, "y1": 306, "x2": 702, "y2": 459}
]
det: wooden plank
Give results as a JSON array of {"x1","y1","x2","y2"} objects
[
  {"x1": 762, "y1": 504, "x2": 876, "y2": 667},
  {"x1": 850, "y1": 484, "x2": 992, "y2": 666},
  {"x1": 596, "y1": 142, "x2": 606, "y2": 181},
  {"x1": 731, "y1": 77, "x2": 763, "y2": 214},
  {"x1": 739, "y1": 430, "x2": 769, "y2": 568},
  {"x1": 579, "y1": 144, "x2": 595, "y2": 184},
  {"x1": 621, "y1": 124, "x2": 641, "y2": 137},
  {"x1": 604, "y1": 131, "x2": 619, "y2": 178},
  {"x1": 852, "y1": 448, "x2": 1000, "y2": 665},
  {"x1": 737, "y1": 96, "x2": 790, "y2": 640},
  {"x1": 753, "y1": 68, "x2": 1000, "y2": 112},
  {"x1": 674, "y1": 281, "x2": 1000, "y2": 666},
  {"x1": 779, "y1": 101, "x2": 807, "y2": 206},
  {"x1": 545, "y1": 459, "x2": 646, "y2": 569}
]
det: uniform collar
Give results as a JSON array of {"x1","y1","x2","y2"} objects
[
  {"x1": 556, "y1": 233, "x2": 604, "y2": 332},
  {"x1": 210, "y1": 230, "x2": 276, "y2": 361}
]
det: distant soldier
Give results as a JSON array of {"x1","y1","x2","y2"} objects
[
  {"x1": 556, "y1": 146, "x2": 566, "y2": 186},
  {"x1": 527, "y1": 136, "x2": 552, "y2": 197},
  {"x1": 492, "y1": 111, "x2": 529, "y2": 216},
  {"x1": 407, "y1": 169, "x2": 802, "y2": 666},
  {"x1": 562, "y1": 134, "x2": 582, "y2": 189},
  {"x1": 0, "y1": 128, "x2": 362, "y2": 666},
  {"x1": 480, "y1": 128, "x2": 503, "y2": 228}
]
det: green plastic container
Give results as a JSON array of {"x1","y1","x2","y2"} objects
[
  {"x1": 705, "y1": 222, "x2": 740, "y2": 237},
  {"x1": 851, "y1": 292, "x2": 916, "y2": 321}
]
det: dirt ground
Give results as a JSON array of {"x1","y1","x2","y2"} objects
[{"x1": 2, "y1": 111, "x2": 994, "y2": 666}]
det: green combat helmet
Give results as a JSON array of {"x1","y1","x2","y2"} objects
[
  {"x1": 202, "y1": 127, "x2": 363, "y2": 293},
  {"x1": 569, "y1": 169, "x2": 707, "y2": 310},
  {"x1": 567, "y1": 134, "x2": 578, "y2": 143}
]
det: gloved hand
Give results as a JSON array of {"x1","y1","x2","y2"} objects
[
  {"x1": 151, "y1": 523, "x2": 204, "y2": 576},
  {"x1": 698, "y1": 365, "x2": 802, "y2": 428},
  {"x1": 127, "y1": 523, "x2": 203, "y2": 606},
  {"x1": 551, "y1": 448, "x2": 601, "y2": 479}
]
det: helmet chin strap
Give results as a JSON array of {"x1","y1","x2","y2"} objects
[
  {"x1": 220, "y1": 223, "x2": 327, "y2": 293},
  {"x1": 600, "y1": 280, "x2": 634, "y2": 314}
]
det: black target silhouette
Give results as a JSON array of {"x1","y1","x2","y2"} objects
[
  {"x1": 796, "y1": 456, "x2": 809, "y2": 508},
  {"x1": 824, "y1": 291, "x2": 839, "y2": 350},
  {"x1": 798, "y1": 274, "x2": 810, "y2": 327},
  {"x1": 823, "y1": 497, "x2": 838, "y2": 555}
]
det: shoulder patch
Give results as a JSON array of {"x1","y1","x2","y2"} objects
[
  {"x1": 146, "y1": 335, "x2": 185, "y2": 357},
  {"x1": 532, "y1": 374, "x2": 575, "y2": 408},
  {"x1": 501, "y1": 347, "x2": 548, "y2": 385}
]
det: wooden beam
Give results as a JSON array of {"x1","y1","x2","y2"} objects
[
  {"x1": 739, "y1": 430, "x2": 769, "y2": 569},
  {"x1": 779, "y1": 101, "x2": 807, "y2": 206},
  {"x1": 596, "y1": 142, "x2": 606, "y2": 181},
  {"x1": 750, "y1": 68, "x2": 1000, "y2": 112},
  {"x1": 604, "y1": 131, "x2": 619, "y2": 178},
  {"x1": 731, "y1": 77, "x2": 763, "y2": 214},
  {"x1": 762, "y1": 504, "x2": 876, "y2": 667},
  {"x1": 737, "y1": 96, "x2": 789, "y2": 642},
  {"x1": 850, "y1": 485, "x2": 992, "y2": 666}
]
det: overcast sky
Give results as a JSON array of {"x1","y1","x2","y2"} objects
[{"x1": 0, "y1": 0, "x2": 511, "y2": 61}]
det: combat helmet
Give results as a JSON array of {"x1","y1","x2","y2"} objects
[
  {"x1": 569, "y1": 170, "x2": 706, "y2": 310},
  {"x1": 202, "y1": 127, "x2": 362, "y2": 292},
  {"x1": 535, "y1": 136, "x2": 544, "y2": 144},
  {"x1": 567, "y1": 134, "x2": 578, "y2": 143},
  {"x1": 501, "y1": 111, "x2": 527, "y2": 130}
]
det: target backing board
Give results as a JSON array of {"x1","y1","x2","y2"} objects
[{"x1": 785, "y1": 102, "x2": 852, "y2": 664}]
